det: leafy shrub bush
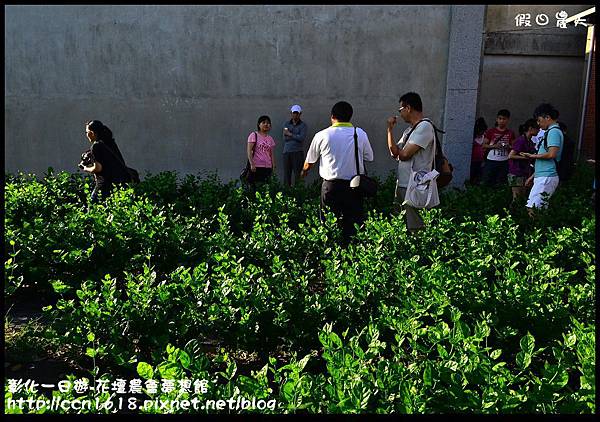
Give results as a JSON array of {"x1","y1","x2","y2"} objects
[{"x1": 4, "y1": 164, "x2": 595, "y2": 413}]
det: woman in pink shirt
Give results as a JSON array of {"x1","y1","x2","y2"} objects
[
  {"x1": 470, "y1": 117, "x2": 487, "y2": 184},
  {"x1": 247, "y1": 115, "x2": 276, "y2": 186}
]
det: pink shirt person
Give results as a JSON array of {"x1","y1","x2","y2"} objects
[{"x1": 248, "y1": 131, "x2": 276, "y2": 168}]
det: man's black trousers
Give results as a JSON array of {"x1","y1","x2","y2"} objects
[
  {"x1": 283, "y1": 151, "x2": 304, "y2": 186},
  {"x1": 320, "y1": 179, "x2": 365, "y2": 245}
]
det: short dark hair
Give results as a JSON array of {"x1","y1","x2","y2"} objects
[
  {"x1": 533, "y1": 103, "x2": 559, "y2": 120},
  {"x1": 497, "y1": 109, "x2": 510, "y2": 118},
  {"x1": 331, "y1": 101, "x2": 353, "y2": 122},
  {"x1": 256, "y1": 115, "x2": 271, "y2": 130},
  {"x1": 399, "y1": 92, "x2": 422, "y2": 112}
]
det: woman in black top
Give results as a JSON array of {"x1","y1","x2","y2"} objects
[{"x1": 80, "y1": 120, "x2": 130, "y2": 202}]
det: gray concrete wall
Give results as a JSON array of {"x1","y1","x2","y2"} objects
[
  {"x1": 478, "y1": 5, "x2": 589, "y2": 143},
  {"x1": 5, "y1": 5, "x2": 457, "y2": 182},
  {"x1": 442, "y1": 5, "x2": 486, "y2": 187}
]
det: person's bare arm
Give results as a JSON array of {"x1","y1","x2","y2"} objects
[
  {"x1": 83, "y1": 161, "x2": 102, "y2": 173},
  {"x1": 300, "y1": 161, "x2": 314, "y2": 178},
  {"x1": 522, "y1": 146, "x2": 559, "y2": 160}
]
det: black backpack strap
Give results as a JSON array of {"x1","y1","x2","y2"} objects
[
  {"x1": 540, "y1": 126, "x2": 562, "y2": 169},
  {"x1": 541, "y1": 126, "x2": 562, "y2": 151},
  {"x1": 406, "y1": 119, "x2": 444, "y2": 140},
  {"x1": 405, "y1": 119, "x2": 425, "y2": 141},
  {"x1": 354, "y1": 127, "x2": 360, "y2": 176},
  {"x1": 405, "y1": 119, "x2": 444, "y2": 172},
  {"x1": 421, "y1": 119, "x2": 445, "y2": 161}
]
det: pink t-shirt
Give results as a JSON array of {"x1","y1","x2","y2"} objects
[
  {"x1": 248, "y1": 132, "x2": 276, "y2": 168},
  {"x1": 472, "y1": 135, "x2": 485, "y2": 162}
]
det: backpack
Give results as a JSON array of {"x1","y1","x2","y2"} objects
[
  {"x1": 406, "y1": 119, "x2": 454, "y2": 188},
  {"x1": 541, "y1": 126, "x2": 574, "y2": 181},
  {"x1": 126, "y1": 167, "x2": 141, "y2": 184}
]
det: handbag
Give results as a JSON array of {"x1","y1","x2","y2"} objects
[
  {"x1": 126, "y1": 167, "x2": 140, "y2": 184},
  {"x1": 240, "y1": 132, "x2": 257, "y2": 184},
  {"x1": 403, "y1": 124, "x2": 440, "y2": 209},
  {"x1": 350, "y1": 127, "x2": 378, "y2": 197}
]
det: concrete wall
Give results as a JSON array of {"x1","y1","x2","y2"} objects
[
  {"x1": 478, "y1": 5, "x2": 589, "y2": 143},
  {"x1": 5, "y1": 5, "x2": 457, "y2": 182},
  {"x1": 442, "y1": 6, "x2": 486, "y2": 187}
]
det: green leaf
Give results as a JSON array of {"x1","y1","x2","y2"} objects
[
  {"x1": 490, "y1": 349, "x2": 502, "y2": 360},
  {"x1": 87, "y1": 332, "x2": 95, "y2": 342},
  {"x1": 85, "y1": 347, "x2": 97, "y2": 358},
  {"x1": 423, "y1": 365, "x2": 432, "y2": 387},
  {"x1": 297, "y1": 354, "x2": 311, "y2": 372},
  {"x1": 282, "y1": 381, "x2": 295, "y2": 401},
  {"x1": 329, "y1": 332, "x2": 343, "y2": 349},
  {"x1": 519, "y1": 333, "x2": 535, "y2": 355},
  {"x1": 224, "y1": 361, "x2": 237, "y2": 380},
  {"x1": 543, "y1": 364, "x2": 569, "y2": 389},
  {"x1": 158, "y1": 362, "x2": 181, "y2": 379},
  {"x1": 51, "y1": 280, "x2": 71, "y2": 294},
  {"x1": 563, "y1": 333, "x2": 576, "y2": 348},
  {"x1": 179, "y1": 350, "x2": 191, "y2": 369},
  {"x1": 516, "y1": 351, "x2": 532, "y2": 369},
  {"x1": 437, "y1": 344, "x2": 449, "y2": 359},
  {"x1": 137, "y1": 362, "x2": 154, "y2": 380},
  {"x1": 237, "y1": 375, "x2": 262, "y2": 395}
]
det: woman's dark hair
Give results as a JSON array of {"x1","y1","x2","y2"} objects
[
  {"x1": 86, "y1": 120, "x2": 124, "y2": 162},
  {"x1": 518, "y1": 118, "x2": 538, "y2": 136},
  {"x1": 256, "y1": 115, "x2": 271, "y2": 131},
  {"x1": 533, "y1": 103, "x2": 559, "y2": 120},
  {"x1": 473, "y1": 117, "x2": 487, "y2": 138},
  {"x1": 331, "y1": 101, "x2": 353, "y2": 122},
  {"x1": 86, "y1": 120, "x2": 105, "y2": 137}
]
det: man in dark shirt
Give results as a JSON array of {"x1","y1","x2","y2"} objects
[{"x1": 282, "y1": 104, "x2": 308, "y2": 187}]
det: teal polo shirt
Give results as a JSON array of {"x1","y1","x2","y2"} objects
[{"x1": 534, "y1": 123, "x2": 563, "y2": 178}]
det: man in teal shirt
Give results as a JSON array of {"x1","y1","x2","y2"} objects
[{"x1": 521, "y1": 103, "x2": 563, "y2": 216}]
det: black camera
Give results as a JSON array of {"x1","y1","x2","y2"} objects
[{"x1": 79, "y1": 149, "x2": 94, "y2": 169}]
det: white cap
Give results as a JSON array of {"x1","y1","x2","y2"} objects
[{"x1": 290, "y1": 104, "x2": 302, "y2": 113}]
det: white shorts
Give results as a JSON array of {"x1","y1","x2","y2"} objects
[{"x1": 526, "y1": 176, "x2": 559, "y2": 209}]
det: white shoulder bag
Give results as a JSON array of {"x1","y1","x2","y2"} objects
[{"x1": 403, "y1": 122, "x2": 440, "y2": 209}]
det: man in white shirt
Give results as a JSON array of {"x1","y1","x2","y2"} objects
[
  {"x1": 386, "y1": 92, "x2": 436, "y2": 232},
  {"x1": 301, "y1": 101, "x2": 374, "y2": 245}
]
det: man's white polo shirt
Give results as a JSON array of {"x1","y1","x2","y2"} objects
[{"x1": 305, "y1": 122, "x2": 374, "y2": 181}]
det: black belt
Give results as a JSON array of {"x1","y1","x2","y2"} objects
[{"x1": 323, "y1": 178, "x2": 351, "y2": 184}]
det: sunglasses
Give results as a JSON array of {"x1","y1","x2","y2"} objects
[{"x1": 398, "y1": 106, "x2": 407, "y2": 112}]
